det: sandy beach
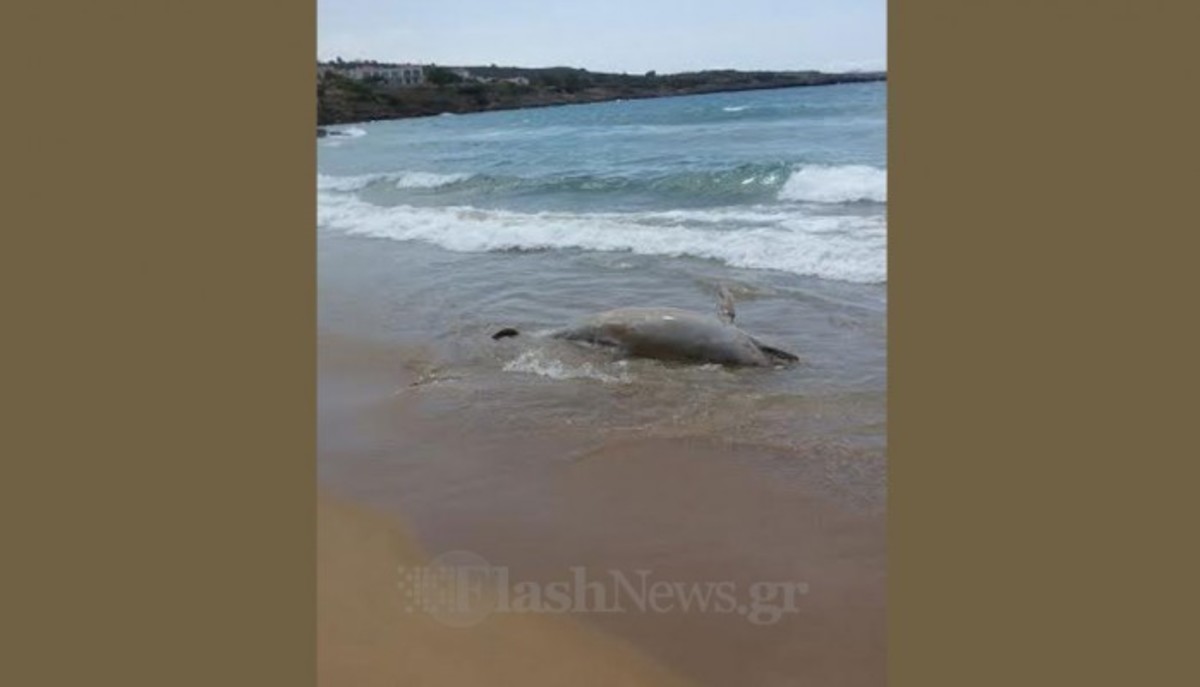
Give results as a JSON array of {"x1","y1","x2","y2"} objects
[
  {"x1": 318, "y1": 493, "x2": 695, "y2": 687},
  {"x1": 318, "y1": 330, "x2": 885, "y2": 686}
]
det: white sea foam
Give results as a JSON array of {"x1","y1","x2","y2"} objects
[
  {"x1": 394, "y1": 171, "x2": 471, "y2": 189},
  {"x1": 317, "y1": 191, "x2": 887, "y2": 283},
  {"x1": 723, "y1": 106, "x2": 750, "y2": 112},
  {"x1": 318, "y1": 171, "x2": 470, "y2": 192},
  {"x1": 503, "y1": 350, "x2": 632, "y2": 383},
  {"x1": 317, "y1": 173, "x2": 382, "y2": 192},
  {"x1": 320, "y1": 127, "x2": 368, "y2": 146},
  {"x1": 779, "y1": 165, "x2": 887, "y2": 203}
]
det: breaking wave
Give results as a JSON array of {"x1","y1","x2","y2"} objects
[
  {"x1": 319, "y1": 163, "x2": 885, "y2": 204},
  {"x1": 317, "y1": 190, "x2": 886, "y2": 283},
  {"x1": 778, "y1": 165, "x2": 886, "y2": 203},
  {"x1": 394, "y1": 171, "x2": 472, "y2": 188}
]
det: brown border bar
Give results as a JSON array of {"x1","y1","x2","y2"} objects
[
  {"x1": 4, "y1": 2, "x2": 316, "y2": 686},
  {"x1": 892, "y1": 2, "x2": 1197, "y2": 686},
  {"x1": 6, "y1": 1, "x2": 1198, "y2": 686}
]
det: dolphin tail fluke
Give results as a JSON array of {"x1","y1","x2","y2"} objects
[
  {"x1": 750, "y1": 336, "x2": 801, "y2": 363},
  {"x1": 760, "y1": 344, "x2": 800, "y2": 363},
  {"x1": 716, "y1": 284, "x2": 736, "y2": 324}
]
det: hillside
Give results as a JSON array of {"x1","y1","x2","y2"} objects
[{"x1": 317, "y1": 66, "x2": 884, "y2": 126}]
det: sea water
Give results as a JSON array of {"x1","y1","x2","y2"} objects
[{"x1": 318, "y1": 81, "x2": 886, "y2": 498}]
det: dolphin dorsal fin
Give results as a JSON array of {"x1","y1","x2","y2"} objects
[{"x1": 716, "y1": 284, "x2": 736, "y2": 324}]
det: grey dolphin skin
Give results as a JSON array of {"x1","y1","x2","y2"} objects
[{"x1": 492, "y1": 286, "x2": 799, "y2": 367}]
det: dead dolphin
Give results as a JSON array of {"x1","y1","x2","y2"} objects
[{"x1": 492, "y1": 286, "x2": 799, "y2": 367}]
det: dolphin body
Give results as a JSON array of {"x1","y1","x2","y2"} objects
[{"x1": 492, "y1": 287, "x2": 799, "y2": 367}]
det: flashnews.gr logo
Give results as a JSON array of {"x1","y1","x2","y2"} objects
[{"x1": 397, "y1": 550, "x2": 809, "y2": 627}]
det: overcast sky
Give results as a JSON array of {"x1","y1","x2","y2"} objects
[{"x1": 318, "y1": 0, "x2": 886, "y2": 74}]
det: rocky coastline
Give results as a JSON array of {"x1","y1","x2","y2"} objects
[{"x1": 317, "y1": 67, "x2": 885, "y2": 129}]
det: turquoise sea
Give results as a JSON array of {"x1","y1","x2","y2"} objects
[
  {"x1": 320, "y1": 82, "x2": 888, "y2": 481},
  {"x1": 319, "y1": 79, "x2": 886, "y2": 473}
]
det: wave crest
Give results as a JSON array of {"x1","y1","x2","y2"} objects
[
  {"x1": 320, "y1": 163, "x2": 886, "y2": 205},
  {"x1": 779, "y1": 165, "x2": 887, "y2": 203},
  {"x1": 318, "y1": 171, "x2": 471, "y2": 192},
  {"x1": 318, "y1": 192, "x2": 886, "y2": 283},
  {"x1": 395, "y1": 171, "x2": 472, "y2": 188}
]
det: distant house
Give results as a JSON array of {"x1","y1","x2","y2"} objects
[
  {"x1": 319, "y1": 62, "x2": 425, "y2": 86},
  {"x1": 448, "y1": 68, "x2": 515, "y2": 85}
]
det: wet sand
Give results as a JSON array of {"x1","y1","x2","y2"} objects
[
  {"x1": 319, "y1": 493, "x2": 694, "y2": 686},
  {"x1": 318, "y1": 333, "x2": 885, "y2": 686}
]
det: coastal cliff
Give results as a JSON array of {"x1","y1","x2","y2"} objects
[{"x1": 317, "y1": 66, "x2": 885, "y2": 126}]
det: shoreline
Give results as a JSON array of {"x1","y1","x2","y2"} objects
[{"x1": 318, "y1": 74, "x2": 885, "y2": 129}]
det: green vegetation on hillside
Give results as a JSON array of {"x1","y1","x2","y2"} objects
[{"x1": 317, "y1": 65, "x2": 885, "y2": 126}]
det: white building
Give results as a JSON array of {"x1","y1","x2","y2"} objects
[{"x1": 320, "y1": 63, "x2": 425, "y2": 86}]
